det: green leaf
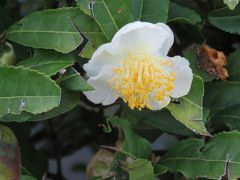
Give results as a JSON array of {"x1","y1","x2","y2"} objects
[
  {"x1": 211, "y1": 104, "x2": 240, "y2": 130},
  {"x1": 122, "y1": 107, "x2": 193, "y2": 136},
  {"x1": 183, "y1": 48, "x2": 214, "y2": 82},
  {"x1": 60, "y1": 67, "x2": 93, "y2": 91},
  {"x1": 108, "y1": 117, "x2": 152, "y2": 159},
  {"x1": 18, "y1": 50, "x2": 74, "y2": 76},
  {"x1": 0, "y1": 66, "x2": 61, "y2": 117},
  {"x1": 20, "y1": 167, "x2": 37, "y2": 180},
  {"x1": 227, "y1": 49, "x2": 240, "y2": 81},
  {"x1": 0, "y1": 125, "x2": 20, "y2": 180},
  {"x1": 154, "y1": 165, "x2": 167, "y2": 176},
  {"x1": 6, "y1": 8, "x2": 82, "y2": 53},
  {"x1": 92, "y1": 0, "x2": 134, "y2": 40},
  {"x1": 131, "y1": 0, "x2": 143, "y2": 20},
  {"x1": 76, "y1": 0, "x2": 91, "y2": 16},
  {"x1": 140, "y1": 0, "x2": 170, "y2": 23},
  {"x1": 6, "y1": 7, "x2": 106, "y2": 55},
  {"x1": 123, "y1": 159, "x2": 154, "y2": 180},
  {"x1": 20, "y1": 175, "x2": 37, "y2": 180},
  {"x1": 160, "y1": 131, "x2": 240, "y2": 179},
  {"x1": 168, "y1": 3, "x2": 201, "y2": 24},
  {"x1": 0, "y1": 112, "x2": 31, "y2": 122},
  {"x1": 224, "y1": 0, "x2": 239, "y2": 10},
  {"x1": 167, "y1": 75, "x2": 209, "y2": 135},
  {"x1": 208, "y1": 7, "x2": 240, "y2": 34},
  {"x1": 204, "y1": 81, "x2": 240, "y2": 109},
  {"x1": 30, "y1": 89, "x2": 79, "y2": 121}
]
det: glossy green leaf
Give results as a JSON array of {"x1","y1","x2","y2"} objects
[
  {"x1": 168, "y1": 3, "x2": 201, "y2": 24},
  {"x1": 30, "y1": 89, "x2": 79, "y2": 121},
  {"x1": 204, "y1": 81, "x2": 240, "y2": 109},
  {"x1": 0, "y1": 66, "x2": 61, "y2": 117},
  {"x1": 160, "y1": 131, "x2": 240, "y2": 179},
  {"x1": 92, "y1": 0, "x2": 134, "y2": 40},
  {"x1": 6, "y1": 7, "x2": 106, "y2": 55},
  {"x1": 183, "y1": 48, "x2": 214, "y2": 82},
  {"x1": 108, "y1": 117, "x2": 152, "y2": 159},
  {"x1": 18, "y1": 50, "x2": 74, "y2": 76},
  {"x1": 60, "y1": 67, "x2": 93, "y2": 91},
  {"x1": 167, "y1": 75, "x2": 209, "y2": 135},
  {"x1": 123, "y1": 159, "x2": 154, "y2": 180},
  {"x1": 227, "y1": 49, "x2": 240, "y2": 80},
  {"x1": 208, "y1": 7, "x2": 240, "y2": 34},
  {"x1": 6, "y1": 8, "x2": 82, "y2": 53},
  {"x1": 140, "y1": 0, "x2": 170, "y2": 23},
  {"x1": 0, "y1": 125, "x2": 20, "y2": 180}
]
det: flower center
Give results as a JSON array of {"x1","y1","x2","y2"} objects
[{"x1": 109, "y1": 54, "x2": 176, "y2": 110}]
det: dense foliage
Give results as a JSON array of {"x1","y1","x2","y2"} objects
[{"x1": 1, "y1": 0, "x2": 240, "y2": 179}]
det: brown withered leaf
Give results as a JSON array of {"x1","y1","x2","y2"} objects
[
  {"x1": 86, "y1": 148, "x2": 114, "y2": 179},
  {"x1": 196, "y1": 45, "x2": 229, "y2": 80}
]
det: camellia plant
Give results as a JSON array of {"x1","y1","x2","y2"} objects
[{"x1": 1, "y1": 0, "x2": 240, "y2": 179}]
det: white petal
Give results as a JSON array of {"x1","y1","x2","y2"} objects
[
  {"x1": 169, "y1": 56, "x2": 193, "y2": 98},
  {"x1": 83, "y1": 66, "x2": 119, "y2": 105},
  {"x1": 83, "y1": 43, "x2": 123, "y2": 77},
  {"x1": 155, "y1": 23, "x2": 174, "y2": 56},
  {"x1": 111, "y1": 21, "x2": 174, "y2": 56},
  {"x1": 149, "y1": 95, "x2": 171, "y2": 110}
]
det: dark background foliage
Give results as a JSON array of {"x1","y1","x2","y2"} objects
[{"x1": 1, "y1": 0, "x2": 240, "y2": 180}]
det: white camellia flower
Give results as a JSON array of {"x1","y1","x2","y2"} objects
[{"x1": 83, "y1": 21, "x2": 193, "y2": 110}]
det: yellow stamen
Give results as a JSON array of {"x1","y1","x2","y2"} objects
[{"x1": 109, "y1": 54, "x2": 176, "y2": 110}]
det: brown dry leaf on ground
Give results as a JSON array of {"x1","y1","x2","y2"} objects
[{"x1": 196, "y1": 45, "x2": 229, "y2": 80}]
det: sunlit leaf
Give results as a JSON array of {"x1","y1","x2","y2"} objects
[
  {"x1": 224, "y1": 0, "x2": 239, "y2": 10},
  {"x1": 6, "y1": 7, "x2": 106, "y2": 56},
  {"x1": 167, "y1": 75, "x2": 210, "y2": 135},
  {"x1": 0, "y1": 66, "x2": 61, "y2": 117}
]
